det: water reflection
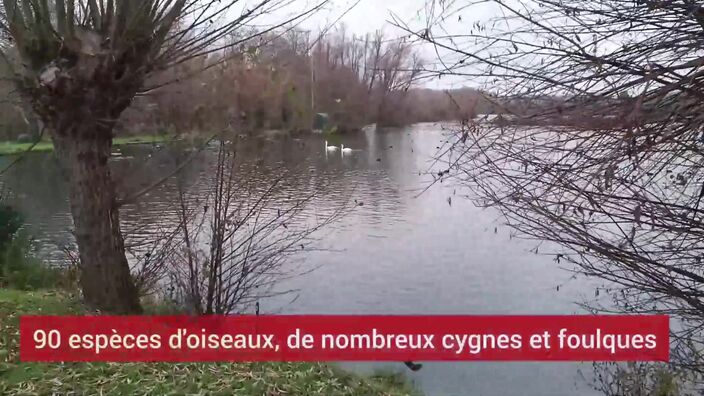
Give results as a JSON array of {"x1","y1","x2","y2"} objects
[{"x1": 0, "y1": 123, "x2": 605, "y2": 396}]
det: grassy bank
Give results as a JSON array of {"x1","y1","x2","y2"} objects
[
  {"x1": 0, "y1": 289, "x2": 419, "y2": 396},
  {"x1": 0, "y1": 135, "x2": 170, "y2": 156}
]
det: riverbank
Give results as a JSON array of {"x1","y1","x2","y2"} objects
[
  {"x1": 0, "y1": 289, "x2": 419, "y2": 396},
  {"x1": 0, "y1": 135, "x2": 171, "y2": 156}
]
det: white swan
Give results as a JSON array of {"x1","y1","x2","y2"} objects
[
  {"x1": 341, "y1": 144, "x2": 353, "y2": 153},
  {"x1": 325, "y1": 140, "x2": 338, "y2": 151}
]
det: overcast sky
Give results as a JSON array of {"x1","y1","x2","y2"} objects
[{"x1": 303, "y1": 0, "x2": 427, "y2": 34}]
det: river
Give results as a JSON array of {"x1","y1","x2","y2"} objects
[{"x1": 0, "y1": 122, "x2": 608, "y2": 396}]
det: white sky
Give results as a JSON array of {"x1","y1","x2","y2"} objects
[{"x1": 302, "y1": 0, "x2": 427, "y2": 34}]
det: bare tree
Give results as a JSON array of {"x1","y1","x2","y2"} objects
[
  {"x1": 0, "y1": 0, "x2": 327, "y2": 313},
  {"x1": 168, "y1": 138, "x2": 345, "y2": 315},
  {"x1": 590, "y1": 362, "x2": 691, "y2": 396},
  {"x1": 394, "y1": 0, "x2": 704, "y2": 375}
]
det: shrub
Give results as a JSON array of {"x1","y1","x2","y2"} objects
[
  {"x1": 0, "y1": 205, "x2": 23, "y2": 250},
  {"x1": 592, "y1": 362, "x2": 689, "y2": 396},
  {"x1": 0, "y1": 204, "x2": 60, "y2": 291},
  {"x1": 0, "y1": 231, "x2": 60, "y2": 290}
]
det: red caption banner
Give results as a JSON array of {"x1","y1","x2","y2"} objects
[{"x1": 20, "y1": 315, "x2": 669, "y2": 362}]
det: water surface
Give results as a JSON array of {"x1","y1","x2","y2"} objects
[{"x1": 1, "y1": 123, "x2": 606, "y2": 396}]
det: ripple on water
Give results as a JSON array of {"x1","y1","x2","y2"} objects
[{"x1": 1, "y1": 124, "x2": 604, "y2": 396}]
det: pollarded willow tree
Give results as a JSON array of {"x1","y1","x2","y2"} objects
[
  {"x1": 395, "y1": 0, "x2": 704, "y2": 374},
  {"x1": 0, "y1": 0, "x2": 327, "y2": 313}
]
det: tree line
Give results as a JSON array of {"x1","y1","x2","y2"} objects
[{"x1": 0, "y1": 23, "x2": 486, "y2": 141}]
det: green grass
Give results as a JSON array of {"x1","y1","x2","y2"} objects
[
  {"x1": 0, "y1": 290, "x2": 420, "y2": 396},
  {"x1": 0, "y1": 135, "x2": 171, "y2": 156}
]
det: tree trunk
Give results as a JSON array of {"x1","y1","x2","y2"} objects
[{"x1": 53, "y1": 128, "x2": 142, "y2": 314}]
